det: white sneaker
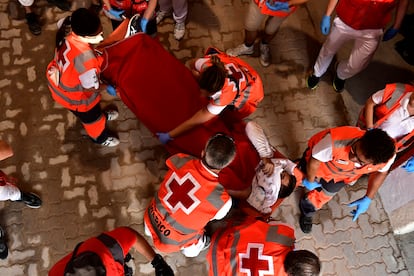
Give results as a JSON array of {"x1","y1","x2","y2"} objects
[
  {"x1": 125, "y1": 13, "x2": 141, "y2": 38},
  {"x1": 156, "y1": 10, "x2": 169, "y2": 24},
  {"x1": 101, "y1": 137, "x2": 120, "y2": 147},
  {"x1": 226, "y1": 43, "x2": 254, "y2": 57},
  {"x1": 105, "y1": 110, "x2": 119, "y2": 121},
  {"x1": 259, "y1": 42, "x2": 271, "y2": 67},
  {"x1": 174, "y1": 22, "x2": 185, "y2": 40}
]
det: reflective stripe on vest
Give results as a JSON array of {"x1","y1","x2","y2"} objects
[
  {"x1": 266, "y1": 225, "x2": 295, "y2": 247},
  {"x1": 48, "y1": 80, "x2": 100, "y2": 108},
  {"x1": 169, "y1": 154, "x2": 197, "y2": 169}
]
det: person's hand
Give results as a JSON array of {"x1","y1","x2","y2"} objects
[
  {"x1": 103, "y1": 5, "x2": 125, "y2": 21},
  {"x1": 140, "y1": 18, "x2": 149, "y2": 33},
  {"x1": 261, "y1": 158, "x2": 275, "y2": 177},
  {"x1": 106, "y1": 85, "x2": 117, "y2": 96},
  {"x1": 402, "y1": 156, "x2": 414, "y2": 173},
  {"x1": 382, "y1": 28, "x2": 398, "y2": 41},
  {"x1": 320, "y1": 15, "x2": 331, "y2": 35},
  {"x1": 302, "y1": 179, "x2": 321, "y2": 191},
  {"x1": 151, "y1": 254, "x2": 175, "y2": 276},
  {"x1": 348, "y1": 196, "x2": 372, "y2": 221},
  {"x1": 265, "y1": 1, "x2": 290, "y2": 12},
  {"x1": 157, "y1": 132, "x2": 172, "y2": 144}
]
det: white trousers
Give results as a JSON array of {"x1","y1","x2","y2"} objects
[
  {"x1": 158, "y1": 0, "x2": 188, "y2": 23},
  {"x1": 144, "y1": 221, "x2": 207, "y2": 257},
  {"x1": 314, "y1": 17, "x2": 383, "y2": 80},
  {"x1": 0, "y1": 183, "x2": 21, "y2": 201}
]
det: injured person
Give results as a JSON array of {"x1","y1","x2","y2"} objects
[{"x1": 245, "y1": 121, "x2": 298, "y2": 214}]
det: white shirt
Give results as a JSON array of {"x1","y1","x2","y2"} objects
[
  {"x1": 371, "y1": 90, "x2": 414, "y2": 140},
  {"x1": 312, "y1": 133, "x2": 395, "y2": 172}
]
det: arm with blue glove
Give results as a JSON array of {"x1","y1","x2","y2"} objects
[
  {"x1": 402, "y1": 156, "x2": 414, "y2": 173},
  {"x1": 383, "y1": 0, "x2": 409, "y2": 41},
  {"x1": 348, "y1": 171, "x2": 387, "y2": 221},
  {"x1": 106, "y1": 84, "x2": 117, "y2": 96},
  {"x1": 156, "y1": 132, "x2": 173, "y2": 144},
  {"x1": 102, "y1": 0, "x2": 125, "y2": 21},
  {"x1": 266, "y1": 1, "x2": 290, "y2": 12},
  {"x1": 319, "y1": 0, "x2": 338, "y2": 35},
  {"x1": 302, "y1": 156, "x2": 322, "y2": 190}
]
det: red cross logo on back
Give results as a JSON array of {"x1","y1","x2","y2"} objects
[
  {"x1": 239, "y1": 243, "x2": 274, "y2": 276},
  {"x1": 163, "y1": 172, "x2": 201, "y2": 215}
]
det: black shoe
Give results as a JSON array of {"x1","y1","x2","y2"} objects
[
  {"x1": 299, "y1": 214, "x2": 313, "y2": 234},
  {"x1": 47, "y1": 0, "x2": 71, "y2": 11},
  {"x1": 333, "y1": 74, "x2": 345, "y2": 93},
  {"x1": 25, "y1": 12, "x2": 41, "y2": 36},
  {"x1": 0, "y1": 227, "x2": 8, "y2": 260},
  {"x1": 19, "y1": 192, "x2": 42, "y2": 208},
  {"x1": 306, "y1": 74, "x2": 320, "y2": 90}
]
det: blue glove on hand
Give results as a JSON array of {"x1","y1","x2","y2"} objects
[
  {"x1": 265, "y1": 1, "x2": 290, "y2": 12},
  {"x1": 348, "y1": 196, "x2": 372, "y2": 221},
  {"x1": 109, "y1": 8, "x2": 124, "y2": 21},
  {"x1": 106, "y1": 85, "x2": 117, "y2": 96},
  {"x1": 320, "y1": 15, "x2": 331, "y2": 35},
  {"x1": 140, "y1": 18, "x2": 149, "y2": 33},
  {"x1": 402, "y1": 156, "x2": 414, "y2": 173},
  {"x1": 302, "y1": 179, "x2": 322, "y2": 191},
  {"x1": 382, "y1": 28, "x2": 398, "y2": 41},
  {"x1": 157, "y1": 132, "x2": 172, "y2": 144}
]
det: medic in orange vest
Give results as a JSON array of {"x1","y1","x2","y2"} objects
[
  {"x1": 144, "y1": 133, "x2": 236, "y2": 257},
  {"x1": 48, "y1": 227, "x2": 174, "y2": 276},
  {"x1": 357, "y1": 83, "x2": 414, "y2": 153},
  {"x1": 46, "y1": 8, "x2": 120, "y2": 147},
  {"x1": 156, "y1": 48, "x2": 264, "y2": 144},
  {"x1": 207, "y1": 215, "x2": 321, "y2": 276},
  {"x1": 297, "y1": 127, "x2": 396, "y2": 234}
]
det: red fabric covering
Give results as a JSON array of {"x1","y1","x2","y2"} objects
[{"x1": 100, "y1": 34, "x2": 260, "y2": 191}]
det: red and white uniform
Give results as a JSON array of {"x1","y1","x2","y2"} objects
[
  {"x1": 358, "y1": 83, "x2": 414, "y2": 151},
  {"x1": 49, "y1": 227, "x2": 136, "y2": 276},
  {"x1": 207, "y1": 217, "x2": 295, "y2": 276},
  {"x1": 314, "y1": 0, "x2": 398, "y2": 80},
  {"x1": 195, "y1": 50, "x2": 264, "y2": 119},
  {"x1": 144, "y1": 153, "x2": 232, "y2": 256}
]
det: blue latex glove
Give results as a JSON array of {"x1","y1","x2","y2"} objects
[
  {"x1": 109, "y1": 8, "x2": 124, "y2": 21},
  {"x1": 302, "y1": 179, "x2": 322, "y2": 191},
  {"x1": 382, "y1": 28, "x2": 398, "y2": 41},
  {"x1": 265, "y1": 1, "x2": 290, "y2": 12},
  {"x1": 402, "y1": 156, "x2": 414, "y2": 173},
  {"x1": 320, "y1": 15, "x2": 331, "y2": 35},
  {"x1": 157, "y1": 132, "x2": 172, "y2": 144},
  {"x1": 106, "y1": 85, "x2": 117, "y2": 96},
  {"x1": 348, "y1": 196, "x2": 372, "y2": 221},
  {"x1": 140, "y1": 18, "x2": 149, "y2": 33}
]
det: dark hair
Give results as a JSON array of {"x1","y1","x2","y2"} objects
[
  {"x1": 71, "y1": 8, "x2": 101, "y2": 37},
  {"x1": 55, "y1": 16, "x2": 72, "y2": 49},
  {"x1": 203, "y1": 133, "x2": 236, "y2": 170},
  {"x1": 359, "y1": 128, "x2": 395, "y2": 165},
  {"x1": 284, "y1": 250, "x2": 321, "y2": 276},
  {"x1": 198, "y1": 55, "x2": 227, "y2": 94},
  {"x1": 278, "y1": 174, "x2": 296, "y2": 199},
  {"x1": 65, "y1": 252, "x2": 106, "y2": 276}
]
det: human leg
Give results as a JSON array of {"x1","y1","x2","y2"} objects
[
  {"x1": 18, "y1": 0, "x2": 41, "y2": 36},
  {"x1": 299, "y1": 179, "x2": 346, "y2": 233},
  {"x1": 156, "y1": 0, "x2": 173, "y2": 24},
  {"x1": 226, "y1": 2, "x2": 265, "y2": 56},
  {"x1": 71, "y1": 104, "x2": 119, "y2": 146},
  {"x1": 171, "y1": 0, "x2": 188, "y2": 40},
  {"x1": 259, "y1": 15, "x2": 286, "y2": 67}
]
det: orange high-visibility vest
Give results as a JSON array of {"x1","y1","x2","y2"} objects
[
  {"x1": 336, "y1": 0, "x2": 397, "y2": 30},
  {"x1": 306, "y1": 126, "x2": 388, "y2": 184},
  {"x1": 46, "y1": 33, "x2": 102, "y2": 112},
  {"x1": 144, "y1": 153, "x2": 231, "y2": 253},
  {"x1": 253, "y1": 0, "x2": 297, "y2": 18},
  {"x1": 207, "y1": 217, "x2": 295, "y2": 276}
]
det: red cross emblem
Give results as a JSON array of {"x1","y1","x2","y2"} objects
[
  {"x1": 57, "y1": 41, "x2": 71, "y2": 72},
  {"x1": 239, "y1": 243, "x2": 274, "y2": 276},
  {"x1": 163, "y1": 172, "x2": 201, "y2": 215}
]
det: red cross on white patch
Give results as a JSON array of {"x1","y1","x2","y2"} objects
[
  {"x1": 239, "y1": 243, "x2": 274, "y2": 276},
  {"x1": 163, "y1": 172, "x2": 201, "y2": 215}
]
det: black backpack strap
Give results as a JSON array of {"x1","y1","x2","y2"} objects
[{"x1": 96, "y1": 233, "x2": 125, "y2": 266}]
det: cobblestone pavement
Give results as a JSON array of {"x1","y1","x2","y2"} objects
[{"x1": 0, "y1": 0, "x2": 412, "y2": 275}]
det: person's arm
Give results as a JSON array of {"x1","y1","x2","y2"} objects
[
  {"x1": 365, "y1": 171, "x2": 388, "y2": 199},
  {"x1": 168, "y1": 107, "x2": 216, "y2": 138},
  {"x1": 306, "y1": 157, "x2": 321, "y2": 182},
  {"x1": 0, "y1": 140, "x2": 13, "y2": 161},
  {"x1": 143, "y1": 0, "x2": 157, "y2": 20},
  {"x1": 325, "y1": 0, "x2": 338, "y2": 16},
  {"x1": 287, "y1": 0, "x2": 309, "y2": 6},
  {"x1": 364, "y1": 97, "x2": 377, "y2": 129},
  {"x1": 392, "y1": 0, "x2": 409, "y2": 30}
]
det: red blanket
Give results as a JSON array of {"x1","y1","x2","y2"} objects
[{"x1": 100, "y1": 33, "x2": 260, "y2": 191}]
